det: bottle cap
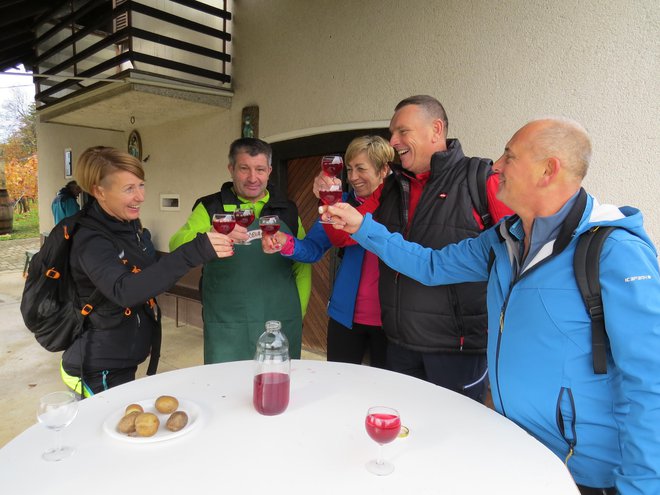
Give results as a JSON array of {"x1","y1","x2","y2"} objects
[{"x1": 265, "y1": 320, "x2": 282, "y2": 332}]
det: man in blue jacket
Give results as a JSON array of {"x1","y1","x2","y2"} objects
[{"x1": 322, "y1": 118, "x2": 660, "y2": 495}]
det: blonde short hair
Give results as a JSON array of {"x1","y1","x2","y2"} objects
[
  {"x1": 344, "y1": 135, "x2": 394, "y2": 174},
  {"x1": 75, "y1": 146, "x2": 145, "y2": 195}
]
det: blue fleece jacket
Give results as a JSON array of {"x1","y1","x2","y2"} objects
[
  {"x1": 351, "y1": 191, "x2": 660, "y2": 494},
  {"x1": 51, "y1": 188, "x2": 80, "y2": 225}
]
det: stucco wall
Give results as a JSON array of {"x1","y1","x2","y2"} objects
[
  {"x1": 37, "y1": 123, "x2": 124, "y2": 232},
  {"x1": 37, "y1": 0, "x2": 659, "y2": 249}
]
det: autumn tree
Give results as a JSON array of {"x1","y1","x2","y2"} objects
[
  {"x1": 0, "y1": 87, "x2": 37, "y2": 211},
  {"x1": 4, "y1": 154, "x2": 38, "y2": 212}
]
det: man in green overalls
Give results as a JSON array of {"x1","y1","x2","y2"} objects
[{"x1": 170, "y1": 138, "x2": 311, "y2": 363}]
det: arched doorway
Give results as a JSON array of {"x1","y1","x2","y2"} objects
[{"x1": 270, "y1": 127, "x2": 389, "y2": 355}]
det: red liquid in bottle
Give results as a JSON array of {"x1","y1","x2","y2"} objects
[
  {"x1": 319, "y1": 190, "x2": 342, "y2": 205},
  {"x1": 322, "y1": 159, "x2": 343, "y2": 178},
  {"x1": 260, "y1": 224, "x2": 280, "y2": 235},
  {"x1": 235, "y1": 212, "x2": 255, "y2": 227},
  {"x1": 253, "y1": 372, "x2": 290, "y2": 415},
  {"x1": 213, "y1": 219, "x2": 235, "y2": 234},
  {"x1": 365, "y1": 413, "x2": 401, "y2": 444}
]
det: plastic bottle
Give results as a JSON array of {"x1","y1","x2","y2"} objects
[{"x1": 253, "y1": 320, "x2": 290, "y2": 415}]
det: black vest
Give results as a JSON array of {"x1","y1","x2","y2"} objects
[
  {"x1": 194, "y1": 181, "x2": 299, "y2": 237},
  {"x1": 374, "y1": 140, "x2": 488, "y2": 353}
]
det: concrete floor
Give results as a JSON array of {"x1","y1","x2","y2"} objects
[{"x1": 0, "y1": 270, "x2": 325, "y2": 448}]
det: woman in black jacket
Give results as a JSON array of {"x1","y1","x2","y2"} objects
[{"x1": 61, "y1": 146, "x2": 234, "y2": 396}]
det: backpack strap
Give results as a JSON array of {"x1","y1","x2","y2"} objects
[
  {"x1": 75, "y1": 214, "x2": 119, "y2": 317},
  {"x1": 146, "y1": 300, "x2": 162, "y2": 376},
  {"x1": 80, "y1": 288, "x2": 107, "y2": 317},
  {"x1": 467, "y1": 157, "x2": 493, "y2": 229},
  {"x1": 486, "y1": 247, "x2": 496, "y2": 275},
  {"x1": 573, "y1": 226, "x2": 616, "y2": 374}
]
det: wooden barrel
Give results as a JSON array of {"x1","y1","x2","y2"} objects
[{"x1": 0, "y1": 189, "x2": 13, "y2": 235}]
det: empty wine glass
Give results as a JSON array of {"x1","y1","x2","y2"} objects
[
  {"x1": 212, "y1": 213, "x2": 236, "y2": 235},
  {"x1": 36, "y1": 391, "x2": 79, "y2": 461},
  {"x1": 364, "y1": 406, "x2": 401, "y2": 475}
]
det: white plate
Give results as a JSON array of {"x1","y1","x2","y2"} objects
[{"x1": 103, "y1": 398, "x2": 201, "y2": 443}]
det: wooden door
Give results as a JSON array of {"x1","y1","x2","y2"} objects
[{"x1": 287, "y1": 155, "x2": 332, "y2": 354}]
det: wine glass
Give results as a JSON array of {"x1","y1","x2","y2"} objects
[
  {"x1": 321, "y1": 155, "x2": 344, "y2": 178},
  {"x1": 318, "y1": 183, "x2": 343, "y2": 224},
  {"x1": 234, "y1": 206, "x2": 255, "y2": 245},
  {"x1": 212, "y1": 213, "x2": 236, "y2": 235},
  {"x1": 364, "y1": 406, "x2": 401, "y2": 475},
  {"x1": 36, "y1": 391, "x2": 79, "y2": 462},
  {"x1": 259, "y1": 215, "x2": 280, "y2": 237},
  {"x1": 319, "y1": 155, "x2": 343, "y2": 224}
]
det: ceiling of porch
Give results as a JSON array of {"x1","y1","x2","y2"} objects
[{"x1": 37, "y1": 78, "x2": 232, "y2": 131}]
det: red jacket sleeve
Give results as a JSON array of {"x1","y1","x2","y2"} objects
[
  {"x1": 323, "y1": 184, "x2": 384, "y2": 247},
  {"x1": 486, "y1": 173, "x2": 513, "y2": 223},
  {"x1": 470, "y1": 173, "x2": 513, "y2": 229}
]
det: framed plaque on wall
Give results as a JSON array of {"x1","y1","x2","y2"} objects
[{"x1": 128, "y1": 130, "x2": 142, "y2": 160}]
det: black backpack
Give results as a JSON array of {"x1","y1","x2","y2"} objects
[
  {"x1": 466, "y1": 157, "x2": 494, "y2": 229},
  {"x1": 21, "y1": 209, "x2": 116, "y2": 352},
  {"x1": 574, "y1": 226, "x2": 617, "y2": 374}
]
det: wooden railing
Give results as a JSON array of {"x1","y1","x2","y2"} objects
[{"x1": 32, "y1": 0, "x2": 232, "y2": 108}]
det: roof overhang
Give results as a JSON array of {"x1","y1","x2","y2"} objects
[
  {"x1": 38, "y1": 76, "x2": 233, "y2": 131},
  {"x1": 0, "y1": 0, "x2": 56, "y2": 72}
]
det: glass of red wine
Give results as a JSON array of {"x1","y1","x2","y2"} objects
[
  {"x1": 364, "y1": 406, "x2": 401, "y2": 476},
  {"x1": 212, "y1": 213, "x2": 236, "y2": 235},
  {"x1": 321, "y1": 155, "x2": 344, "y2": 178},
  {"x1": 234, "y1": 206, "x2": 255, "y2": 245},
  {"x1": 259, "y1": 215, "x2": 280, "y2": 237},
  {"x1": 319, "y1": 155, "x2": 343, "y2": 224},
  {"x1": 318, "y1": 183, "x2": 343, "y2": 224}
]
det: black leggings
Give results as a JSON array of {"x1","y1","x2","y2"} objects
[
  {"x1": 326, "y1": 318, "x2": 388, "y2": 369},
  {"x1": 576, "y1": 485, "x2": 616, "y2": 495},
  {"x1": 83, "y1": 367, "x2": 137, "y2": 394},
  {"x1": 63, "y1": 364, "x2": 137, "y2": 396},
  {"x1": 386, "y1": 342, "x2": 488, "y2": 403}
]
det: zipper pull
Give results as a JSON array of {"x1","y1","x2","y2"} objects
[
  {"x1": 564, "y1": 446, "x2": 574, "y2": 465},
  {"x1": 499, "y1": 309, "x2": 505, "y2": 333}
]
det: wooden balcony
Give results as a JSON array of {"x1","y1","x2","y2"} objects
[{"x1": 31, "y1": 0, "x2": 233, "y2": 130}]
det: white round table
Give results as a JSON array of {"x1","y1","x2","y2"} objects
[{"x1": 0, "y1": 360, "x2": 579, "y2": 494}]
